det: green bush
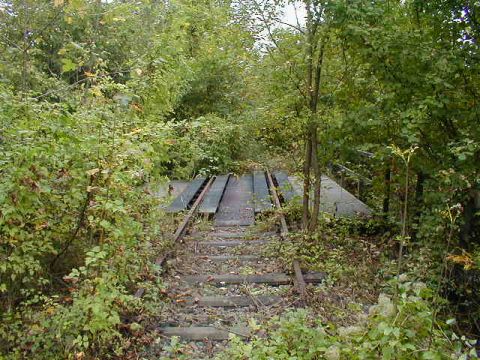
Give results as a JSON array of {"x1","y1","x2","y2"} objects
[
  {"x1": 0, "y1": 91, "x2": 170, "y2": 358},
  {"x1": 218, "y1": 282, "x2": 478, "y2": 360},
  {"x1": 166, "y1": 114, "x2": 248, "y2": 177}
]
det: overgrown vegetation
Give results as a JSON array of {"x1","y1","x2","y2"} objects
[
  {"x1": 219, "y1": 286, "x2": 477, "y2": 360},
  {"x1": 0, "y1": 1, "x2": 254, "y2": 357},
  {"x1": 254, "y1": 213, "x2": 478, "y2": 359},
  {"x1": 1, "y1": 0, "x2": 479, "y2": 358}
]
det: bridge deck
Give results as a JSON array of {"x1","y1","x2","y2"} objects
[
  {"x1": 214, "y1": 175, "x2": 255, "y2": 226},
  {"x1": 165, "y1": 172, "x2": 371, "y2": 218},
  {"x1": 253, "y1": 171, "x2": 273, "y2": 213},
  {"x1": 165, "y1": 177, "x2": 207, "y2": 213},
  {"x1": 273, "y1": 171, "x2": 296, "y2": 203},
  {"x1": 289, "y1": 175, "x2": 371, "y2": 217},
  {"x1": 198, "y1": 175, "x2": 230, "y2": 214}
]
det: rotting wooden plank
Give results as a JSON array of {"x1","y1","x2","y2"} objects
[
  {"x1": 288, "y1": 175, "x2": 372, "y2": 217},
  {"x1": 293, "y1": 260, "x2": 307, "y2": 297},
  {"x1": 166, "y1": 177, "x2": 207, "y2": 213},
  {"x1": 208, "y1": 233, "x2": 247, "y2": 239},
  {"x1": 253, "y1": 171, "x2": 273, "y2": 213},
  {"x1": 183, "y1": 272, "x2": 325, "y2": 286},
  {"x1": 191, "y1": 231, "x2": 277, "y2": 240},
  {"x1": 171, "y1": 177, "x2": 215, "y2": 242},
  {"x1": 196, "y1": 240, "x2": 269, "y2": 247},
  {"x1": 160, "y1": 326, "x2": 250, "y2": 340},
  {"x1": 197, "y1": 255, "x2": 262, "y2": 262},
  {"x1": 273, "y1": 171, "x2": 297, "y2": 203},
  {"x1": 211, "y1": 226, "x2": 249, "y2": 234},
  {"x1": 199, "y1": 174, "x2": 230, "y2": 214},
  {"x1": 181, "y1": 295, "x2": 282, "y2": 307},
  {"x1": 191, "y1": 233, "x2": 246, "y2": 240}
]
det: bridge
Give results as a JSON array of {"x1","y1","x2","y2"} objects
[
  {"x1": 139, "y1": 171, "x2": 371, "y2": 356},
  {"x1": 164, "y1": 170, "x2": 371, "y2": 222}
]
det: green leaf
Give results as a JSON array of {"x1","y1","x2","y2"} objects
[
  {"x1": 61, "y1": 58, "x2": 77, "y2": 73},
  {"x1": 99, "y1": 220, "x2": 110, "y2": 229}
]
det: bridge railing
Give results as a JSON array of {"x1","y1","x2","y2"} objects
[{"x1": 327, "y1": 150, "x2": 375, "y2": 202}]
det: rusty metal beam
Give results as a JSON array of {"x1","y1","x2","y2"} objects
[
  {"x1": 266, "y1": 170, "x2": 307, "y2": 297},
  {"x1": 266, "y1": 170, "x2": 288, "y2": 237},
  {"x1": 134, "y1": 176, "x2": 215, "y2": 298},
  {"x1": 172, "y1": 176, "x2": 215, "y2": 242}
]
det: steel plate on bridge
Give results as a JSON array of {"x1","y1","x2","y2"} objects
[
  {"x1": 198, "y1": 175, "x2": 230, "y2": 214},
  {"x1": 253, "y1": 171, "x2": 272, "y2": 213},
  {"x1": 214, "y1": 175, "x2": 254, "y2": 226},
  {"x1": 166, "y1": 177, "x2": 207, "y2": 213},
  {"x1": 273, "y1": 171, "x2": 297, "y2": 203}
]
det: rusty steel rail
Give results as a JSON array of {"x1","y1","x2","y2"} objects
[
  {"x1": 334, "y1": 163, "x2": 372, "y2": 185},
  {"x1": 172, "y1": 176, "x2": 216, "y2": 242},
  {"x1": 134, "y1": 176, "x2": 216, "y2": 298},
  {"x1": 266, "y1": 171, "x2": 288, "y2": 236},
  {"x1": 266, "y1": 170, "x2": 307, "y2": 297}
]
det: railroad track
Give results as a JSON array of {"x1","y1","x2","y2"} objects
[{"x1": 139, "y1": 171, "x2": 325, "y2": 357}]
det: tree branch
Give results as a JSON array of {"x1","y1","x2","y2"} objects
[{"x1": 50, "y1": 176, "x2": 94, "y2": 270}]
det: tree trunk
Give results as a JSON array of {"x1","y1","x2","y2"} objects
[
  {"x1": 302, "y1": 129, "x2": 313, "y2": 230},
  {"x1": 459, "y1": 189, "x2": 480, "y2": 247},
  {"x1": 382, "y1": 162, "x2": 392, "y2": 219},
  {"x1": 411, "y1": 171, "x2": 425, "y2": 240},
  {"x1": 302, "y1": 0, "x2": 315, "y2": 231},
  {"x1": 309, "y1": 128, "x2": 322, "y2": 231},
  {"x1": 301, "y1": 0, "x2": 326, "y2": 232}
]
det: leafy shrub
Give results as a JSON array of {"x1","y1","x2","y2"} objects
[
  {"x1": 0, "y1": 91, "x2": 170, "y2": 358},
  {"x1": 218, "y1": 282, "x2": 478, "y2": 360},
  {"x1": 7, "y1": 273, "x2": 134, "y2": 359},
  {"x1": 166, "y1": 115, "x2": 247, "y2": 177},
  {"x1": 264, "y1": 215, "x2": 379, "y2": 285}
]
